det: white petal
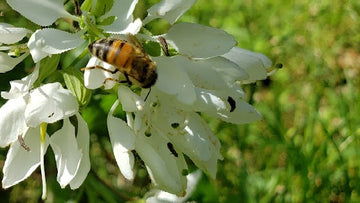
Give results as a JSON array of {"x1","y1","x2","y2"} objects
[
  {"x1": 6, "y1": 0, "x2": 78, "y2": 26},
  {"x1": 172, "y1": 55, "x2": 247, "y2": 91},
  {"x1": 146, "y1": 170, "x2": 202, "y2": 203},
  {"x1": 222, "y1": 47, "x2": 272, "y2": 83},
  {"x1": 102, "y1": 0, "x2": 141, "y2": 34},
  {"x1": 2, "y1": 127, "x2": 49, "y2": 188},
  {"x1": 0, "y1": 23, "x2": 31, "y2": 44},
  {"x1": 150, "y1": 93, "x2": 188, "y2": 135},
  {"x1": 1, "y1": 63, "x2": 39, "y2": 99},
  {"x1": 214, "y1": 98, "x2": 263, "y2": 124},
  {"x1": 205, "y1": 56, "x2": 249, "y2": 84},
  {"x1": 104, "y1": 18, "x2": 142, "y2": 35},
  {"x1": 0, "y1": 98, "x2": 27, "y2": 147},
  {"x1": 108, "y1": 100, "x2": 136, "y2": 180},
  {"x1": 168, "y1": 113, "x2": 222, "y2": 178},
  {"x1": 153, "y1": 56, "x2": 196, "y2": 105},
  {"x1": 28, "y1": 29, "x2": 85, "y2": 63},
  {"x1": 50, "y1": 119, "x2": 82, "y2": 188},
  {"x1": 0, "y1": 52, "x2": 29, "y2": 73},
  {"x1": 193, "y1": 88, "x2": 227, "y2": 112},
  {"x1": 117, "y1": 85, "x2": 144, "y2": 112},
  {"x1": 84, "y1": 57, "x2": 120, "y2": 89},
  {"x1": 136, "y1": 131, "x2": 187, "y2": 196},
  {"x1": 69, "y1": 113, "x2": 90, "y2": 189},
  {"x1": 25, "y1": 82, "x2": 79, "y2": 127},
  {"x1": 193, "y1": 88, "x2": 262, "y2": 124},
  {"x1": 143, "y1": 0, "x2": 197, "y2": 25},
  {"x1": 164, "y1": 23, "x2": 237, "y2": 58}
]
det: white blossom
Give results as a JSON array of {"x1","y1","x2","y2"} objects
[
  {"x1": 0, "y1": 73, "x2": 89, "y2": 198},
  {"x1": 0, "y1": 23, "x2": 31, "y2": 73},
  {"x1": 1, "y1": 0, "x2": 276, "y2": 199},
  {"x1": 83, "y1": 0, "x2": 274, "y2": 197}
]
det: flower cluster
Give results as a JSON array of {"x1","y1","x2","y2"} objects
[{"x1": 0, "y1": 0, "x2": 275, "y2": 200}]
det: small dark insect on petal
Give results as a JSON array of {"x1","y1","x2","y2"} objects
[
  {"x1": 167, "y1": 142, "x2": 178, "y2": 157},
  {"x1": 227, "y1": 96, "x2": 236, "y2": 112},
  {"x1": 145, "y1": 129, "x2": 152, "y2": 137},
  {"x1": 171, "y1": 122, "x2": 180, "y2": 129},
  {"x1": 48, "y1": 112, "x2": 55, "y2": 118},
  {"x1": 18, "y1": 134, "x2": 30, "y2": 151},
  {"x1": 158, "y1": 36, "x2": 169, "y2": 56}
]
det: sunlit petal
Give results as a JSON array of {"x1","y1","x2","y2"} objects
[
  {"x1": 146, "y1": 170, "x2": 202, "y2": 203},
  {"x1": 108, "y1": 100, "x2": 136, "y2": 180},
  {"x1": 118, "y1": 85, "x2": 144, "y2": 112},
  {"x1": 222, "y1": 47, "x2": 272, "y2": 83},
  {"x1": 102, "y1": 0, "x2": 141, "y2": 34},
  {"x1": 136, "y1": 130, "x2": 187, "y2": 196},
  {"x1": 164, "y1": 23, "x2": 236, "y2": 58},
  {"x1": 49, "y1": 119, "x2": 82, "y2": 188},
  {"x1": 0, "y1": 98, "x2": 27, "y2": 147},
  {"x1": 6, "y1": 0, "x2": 78, "y2": 26},
  {"x1": 28, "y1": 29, "x2": 85, "y2": 63},
  {"x1": 83, "y1": 57, "x2": 120, "y2": 89},
  {"x1": 0, "y1": 52, "x2": 29, "y2": 73},
  {"x1": 2, "y1": 127, "x2": 49, "y2": 188},
  {"x1": 143, "y1": 0, "x2": 197, "y2": 25},
  {"x1": 69, "y1": 113, "x2": 90, "y2": 189},
  {"x1": 25, "y1": 82, "x2": 79, "y2": 127},
  {"x1": 153, "y1": 56, "x2": 196, "y2": 105},
  {"x1": 1, "y1": 63, "x2": 39, "y2": 99},
  {"x1": 0, "y1": 23, "x2": 31, "y2": 44},
  {"x1": 169, "y1": 113, "x2": 222, "y2": 178}
]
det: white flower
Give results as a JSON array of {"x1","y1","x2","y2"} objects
[
  {"x1": 3, "y1": 0, "x2": 277, "y2": 198},
  {"x1": 0, "y1": 23, "x2": 31, "y2": 73},
  {"x1": 0, "y1": 68, "x2": 89, "y2": 199},
  {"x1": 83, "y1": 0, "x2": 275, "y2": 197},
  {"x1": 6, "y1": 0, "x2": 142, "y2": 63}
]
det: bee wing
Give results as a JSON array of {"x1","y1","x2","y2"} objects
[{"x1": 126, "y1": 33, "x2": 146, "y2": 53}]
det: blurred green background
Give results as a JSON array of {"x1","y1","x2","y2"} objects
[{"x1": 1, "y1": 0, "x2": 360, "y2": 202}]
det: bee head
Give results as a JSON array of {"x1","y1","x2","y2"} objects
[{"x1": 88, "y1": 42, "x2": 93, "y2": 51}]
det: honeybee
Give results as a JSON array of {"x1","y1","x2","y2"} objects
[{"x1": 87, "y1": 37, "x2": 157, "y2": 88}]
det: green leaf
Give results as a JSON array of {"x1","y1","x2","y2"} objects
[
  {"x1": 97, "y1": 16, "x2": 116, "y2": 26},
  {"x1": 80, "y1": 0, "x2": 92, "y2": 12},
  {"x1": 80, "y1": 0, "x2": 114, "y2": 17},
  {"x1": 62, "y1": 68, "x2": 92, "y2": 108},
  {"x1": 33, "y1": 54, "x2": 60, "y2": 87},
  {"x1": 143, "y1": 40, "x2": 161, "y2": 57},
  {"x1": 93, "y1": 0, "x2": 114, "y2": 17}
]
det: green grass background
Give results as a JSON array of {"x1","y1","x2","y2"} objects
[{"x1": 1, "y1": 0, "x2": 360, "y2": 202}]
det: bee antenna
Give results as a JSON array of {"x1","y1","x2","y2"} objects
[{"x1": 144, "y1": 88, "x2": 152, "y2": 101}]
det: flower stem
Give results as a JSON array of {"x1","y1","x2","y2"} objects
[{"x1": 40, "y1": 123, "x2": 48, "y2": 200}]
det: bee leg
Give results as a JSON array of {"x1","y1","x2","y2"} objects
[
  {"x1": 103, "y1": 78, "x2": 129, "y2": 84},
  {"x1": 73, "y1": 0, "x2": 81, "y2": 15},
  {"x1": 82, "y1": 65, "x2": 119, "y2": 74},
  {"x1": 103, "y1": 74, "x2": 132, "y2": 86},
  {"x1": 124, "y1": 73, "x2": 132, "y2": 86},
  {"x1": 144, "y1": 88, "x2": 152, "y2": 101}
]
